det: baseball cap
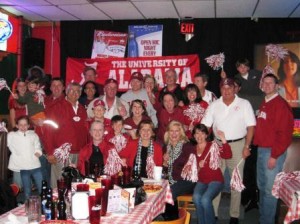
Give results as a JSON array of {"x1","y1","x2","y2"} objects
[
  {"x1": 93, "y1": 99, "x2": 105, "y2": 108},
  {"x1": 219, "y1": 78, "x2": 235, "y2": 88},
  {"x1": 130, "y1": 72, "x2": 143, "y2": 82},
  {"x1": 104, "y1": 78, "x2": 118, "y2": 86}
]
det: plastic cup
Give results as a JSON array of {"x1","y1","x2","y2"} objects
[
  {"x1": 95, "y1": 187, "x2": 104, "y2": 205},
  {"x1": 89, "y1": 196, "x2": 101, "y2": 224},
  {"x1": 153, "y1": 166, "x2": 163, "y2": 181},
  {"x1": 122, "y1": 166, "x2": 132, "y2": 185},
  {"x1": 76, "y1": 183, "x2": 89, "y2": 192}
]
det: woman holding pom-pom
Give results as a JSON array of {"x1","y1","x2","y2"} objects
[
  {"x1": 191, "y1": 124, "x2": 232, "y2": 224},
  {"x1": 161, "y1": 120, "x2": 195, "y2": 220}
]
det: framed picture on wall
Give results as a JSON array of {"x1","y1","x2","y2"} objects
[{"x1": 254, "y1": 43, "x2": 300, "y2": 108}]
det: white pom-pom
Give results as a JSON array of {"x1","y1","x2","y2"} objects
[
  {"x1": 181, "y1": 154, "x2": 198, "y2": 182},
  {"x1": 230, "y1": 160, "x2": 245, "y2": 192},
  {"x1": 265, "y1": 44, "x2": 288, "y2": 63},
  {"x1": 104, "y1": 148, "x2": 123, "y2": 176},
  {"x1": 146, "y1": 155, "x2": 155, "y2": 178},
  {"x1": 209, "y1": 142, "x2": 221, "y2": 170},
  {"x1": 53, "y1": 143, "x2": 72, "y2": 165},
  {"x1": 205, "y1": 53, "x2": 225, "y2": 70}
]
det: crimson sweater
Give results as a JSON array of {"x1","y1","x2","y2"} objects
[
  {"x1": 47, "y1": 99, "x2": 89, "y2": 154},
  {"x1": 77, "y1": 141, "x2": 112, "y2": 176},
  {"x1": 253, "y1": 95, "x2": 293, "y2": 159},
  {"x1": 163, "y1": 143, "x2": 195, "y2": 181},
  {"x1": 196, "y1": 142, "x2": 232, "y2": 184}
]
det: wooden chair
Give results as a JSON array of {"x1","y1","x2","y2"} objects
[
  {"x1": 177, "y1": 194, "x2": 195, "y2": 211},
  {"x1": 10, "y1": 183, "x2": 20, "y2": 197},
  {"x1": 151, "y1": 208, "x2": 190, "y2": 224}
]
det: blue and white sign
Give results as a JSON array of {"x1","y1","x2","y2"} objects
[{"x1": 128, "y1": 25, "x2": 163, "y2": 57}]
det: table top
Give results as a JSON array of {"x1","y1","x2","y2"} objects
[
  {"x1": 0, "y1": 179, "x2": 174, "y2": 224},
  {"x1": 272, "y1": 171, "x2": 300, "y2": 224}
]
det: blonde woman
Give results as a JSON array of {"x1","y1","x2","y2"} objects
[{"x1": 162, "y1": 120, "x2": 195, "y2": 220}]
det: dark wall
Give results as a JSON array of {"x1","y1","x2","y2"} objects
[{"x1": 60, "y1": 18, "x2": 300, "y2": 116}]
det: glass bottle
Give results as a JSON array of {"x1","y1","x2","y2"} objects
[
  {"x1": 57, "y1": 190, "x2": 66, "y2": 220},
  {"x1": 45, "y1": 188, "x2": 55, "y2": 220},
  {"x1": 40, "y1": 180, "x2": 48, "y2": 214},
  {"x1": 128, "y1": 32, "x2": 139, "y2": 57}
]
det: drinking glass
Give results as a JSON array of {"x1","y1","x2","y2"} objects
[{"x1": 27, "y1": 195, "x2": 41, "y2": 224}]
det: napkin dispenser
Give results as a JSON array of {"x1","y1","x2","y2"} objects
[{"x1": 71, "y1": 191, "x2": 89, "y2": 220}]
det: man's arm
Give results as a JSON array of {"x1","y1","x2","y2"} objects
[{"x1": 243, "y1": 125, "x2": 255, "y2": 159}]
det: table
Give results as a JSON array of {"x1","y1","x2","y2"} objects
[
  {"x1": 272, "y1": 171, "x2": 300, "y2": 224},
  {"x1": 0, "y1": 179, "x2": 173, "y2": 224}
]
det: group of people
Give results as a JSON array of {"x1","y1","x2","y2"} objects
[{"x1": 6, "y1": 58, "x2": 294, "y2": 224}]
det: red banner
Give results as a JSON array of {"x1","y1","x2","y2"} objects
[{"x1": 66, "y1": 54, "x2": 200, "y2": 91}]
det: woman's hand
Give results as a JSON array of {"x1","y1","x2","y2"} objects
[
  {"x1": 163, "y1": 153, "x2": 169, "y2": 167},
  {"x1": 199, "y1": 160, "x2": 205, "y2": 168},
  {"x1": 121, "y1": 158, "x2": 127, "y2": 167}
]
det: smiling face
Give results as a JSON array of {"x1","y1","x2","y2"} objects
[
  {"x1": 104, "y1": 82, "x2": 118, "y2": 99},
  {"x1": 193, "y1": 129, "x2": 207, "y2": 144},
  {"x1": 90, "y1": 122, "x2": 104, "y2": 142},
  {"x1": 84, "y1": 82, "x2": 96, "y2": 98},
  {"x1": 16, "y1": 81, "x2": 27, "y2": 95},
  {"x1": 283, "y1": 56, "x2": 298, "y2": 78},
  {"x1": 50, "y1": 80, "x2": 64, "y2": 98},
  {"x1": 165, "y1": 70, "x2": 177, "y2": 86},
  {"x1": 144, "y1": 77, "x2": 155, "y2": 91},
  {"x1": 139, "y1": 123, "x2": 154, "y2": 141},
  {"x1": 220, "y1": 85, "x2": 235, "y2": 103},
  {"x1": 163, "y1": 94, "x2": 176, "y2": 113},
  {"x1": 27, "y1": 82, "x2": 39, "y2": 92},
  {"x1": 187, "y1": 89, "x2": 197, "y2": 103},
  {"x1": 131, "y1": 102, "x2": 144, "y2": 117},
  {"x1": 168, "y1": 124, "x2": 182, "y2": 145},
  {"x1": 261, "y1": 76, "x2": 278, "y2": 98},
  {"x1": 112, "y1": 120, "x2": 123, "y2": 135},
  {"x1": 16, "y1": 117, "x2": 30, "y2": 133},
  {"x1": 93, "y1": 105, "x2": 105, "y2": 119},
  {"x1": 130, "y1": 79, "x2": 143, "y2": 92},
  {"x1": 66, "y1": 84, "x2": 81, "y2": 104}
]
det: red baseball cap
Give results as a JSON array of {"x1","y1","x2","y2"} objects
[
  {"x1": 93, "y1": 99, "x2": 105, "y2": 108},
  {"x1": 104, "y1": 78, "x2": 118, "y2": 86},
  {"x1": 130, "y1": 72, "x2": 143, "y2": 82},
  {"x1": 219, "y1": 78, "x2": 235, "y2": 88}
]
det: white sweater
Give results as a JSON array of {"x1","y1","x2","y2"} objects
[{"x1": 7, "y1": 130, "x2": 42, "y2": 172}]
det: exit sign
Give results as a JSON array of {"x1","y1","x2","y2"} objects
[{"x1": 180, "y1": 23, "x2": 194, "y2": 34}]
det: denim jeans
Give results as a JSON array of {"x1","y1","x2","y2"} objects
[
  {"x1": 257, "y1": 147, "x2": 286, "y2": 224},
  {"x1": 20, "y1": 167, "x2": 43, "y2": 200},
  {"x1": 193, "y1": 181, "x2": 224, "y2": 224}
]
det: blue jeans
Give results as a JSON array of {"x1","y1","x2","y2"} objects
[
  {"x1": 20, "y1": 167, "x2": 43, "y2": 200},
  {"x1": 39, "y1": 155, "x2": 51, "y2": 187},
  {"x1": 193, "y1": 181, "x2": 223, "y2": 224},
  {"x1": 257, "y1": 147, "x2": 286, "y2": 224}
]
